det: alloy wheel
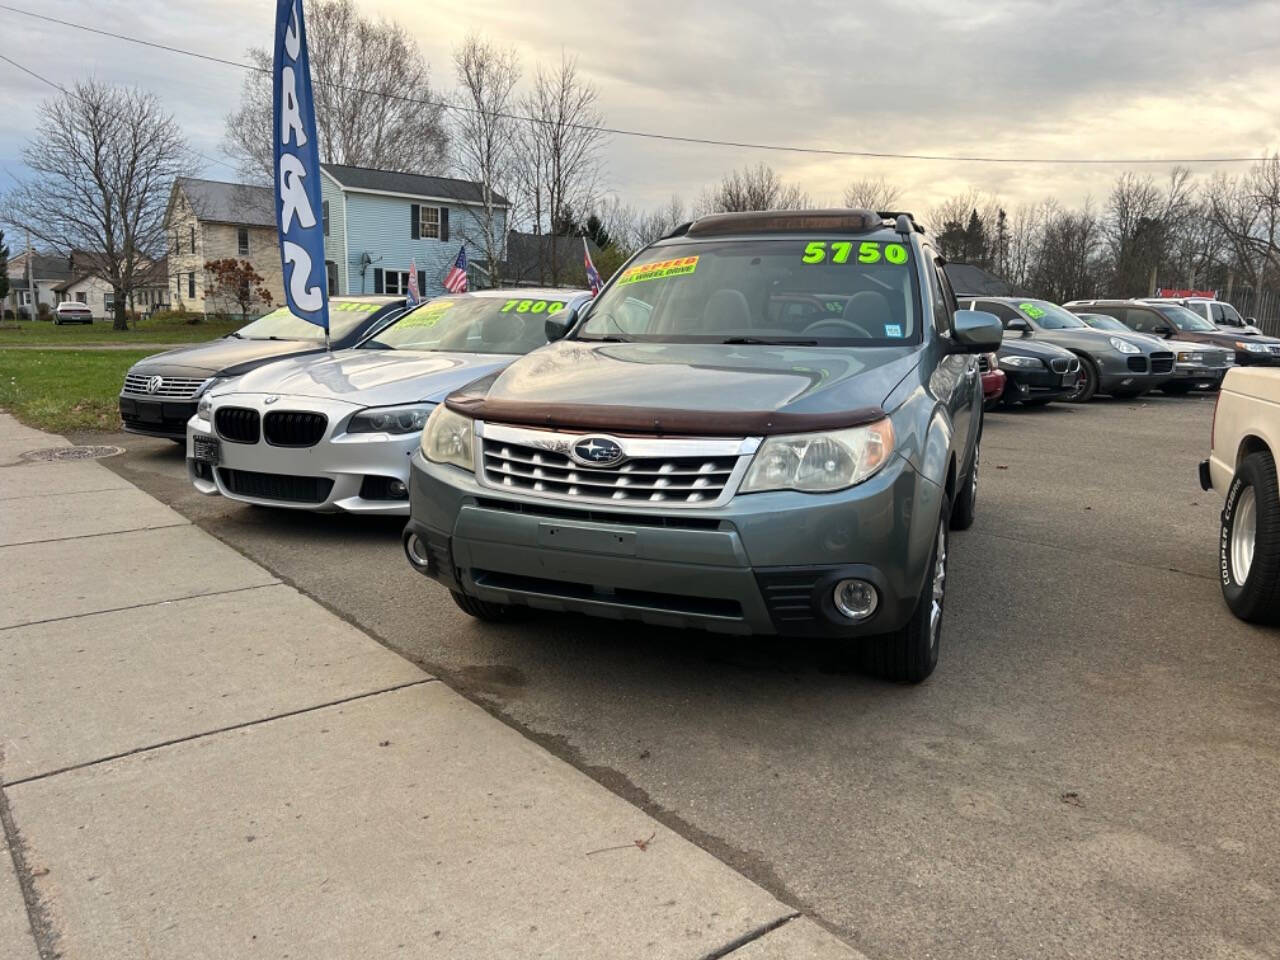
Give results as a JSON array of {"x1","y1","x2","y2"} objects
[
  {"x1": 1231, "y1": 486, "x2": 1257, "y2": 586},
  {"x1": 929, "y1": 520, "x2": 947, "y2": 650}
]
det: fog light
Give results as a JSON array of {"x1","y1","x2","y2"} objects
[
  {"x1": 405, "y1": 533, "x2": 430, "y2": 569},
  {"x1": 388, "y1": 478, "x2": 408, "y2": 499},
  {"x1": 833, "y1": 578, "x2": 878, "y2": 620}
]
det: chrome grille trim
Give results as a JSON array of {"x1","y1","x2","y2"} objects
[
  {"x1": 122, "y1": 373, "x2": 208, "y2": 399},
  {"x1": 476, "y1": 421, "x2": 759, "y2": 508}
]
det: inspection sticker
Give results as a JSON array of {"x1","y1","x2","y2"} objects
[
  {"x1": 885, "y1": 324, "x2": 903, "y2": 338},
  {"x1": 617, "y1": 256, "x2": 699, "y2": 286}
]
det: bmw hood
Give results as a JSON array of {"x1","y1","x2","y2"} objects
[
  {"x1": 445, "y1": 340, "x2": 924, "y2": 436},
  {"x1": 218, "y1": 348, "x2": 519, "y2": 408}
]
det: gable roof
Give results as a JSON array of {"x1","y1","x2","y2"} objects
[
  {"x1": 321, "y1": 163, "x2": 509, "y2": 207},
  {"x1": 6, "y1": 251, "x2": 71, "y2": 282},
  {"x1": 176, "y1": 177, "x2": 275, "y2": 228}
]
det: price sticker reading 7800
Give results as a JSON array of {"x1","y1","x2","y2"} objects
[{"x1": 801, "y1": 241, "x2": 909, "y2": 265}]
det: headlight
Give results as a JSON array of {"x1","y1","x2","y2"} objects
[
  {"x1": 348, "y1": 403, "x2": 434, "y2": 435},
  {"x1": 1177, "y1": 351, "x2": 1204, "y2": 363},
  {"x1": 1108, "y1": 336, "x2": 1140, "y2": 355},
  {"x1": 999, "y1": 355, "x2": 1043, "y2": 370},
  {"x1": 421, "y1": 404, "x2": 474, "y2": 470},
  {"x1": 195, "y1": 377, "x2": 232, "y2": 419},
  {"x1": 1238, "y1": 341, "x2": 1269, "y2": 353},
  {"x1": 741, "y1": 419, "x2": 895, "y2": 494}
]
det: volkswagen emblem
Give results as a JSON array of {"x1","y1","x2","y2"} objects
[
  {"x1": 264, "y1": 395, "x2": 279, "y2": 405},
  {"x1": 571, "y1": 436, "x2": 624, "y2": 468},
  {"x1": 145, "y1": 375, "x2": 163, "y2": 395}
]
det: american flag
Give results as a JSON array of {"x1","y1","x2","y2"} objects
[
  {"x1": 583, "y1": 237, "x2": 602, "y2": 296},
  {"x1": 443, "y1": 245, "x2": 468, "y2": 293},
  {"x1": 406, "y1": 258, "x2": 421, "y2": 305}
]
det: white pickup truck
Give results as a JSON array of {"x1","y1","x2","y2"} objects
[{"x1": 1200, "y1": 367, "x2": 1280, "y2": 622}]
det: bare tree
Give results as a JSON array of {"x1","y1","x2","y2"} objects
[
  {"x1": 223, "y1": 0, "x2": 449, "y2": 182},
  {"x1": 1028, "y1": 199, "x2": 1103, "y2": 303},
  {"x1": 5, "y1": 81, "x2": 190, "y2": 331},
  {"x1": 1205, "y1": 155, "x2": 1280, "y2": 295},
  {"x1": 842, "y1": 176, "x2": 901, "y2": 211},
  {"x1": 452, "y1": 34, "x2": 519, "y2": 287},
  {"x1": 698, "y1": 163, "x2": 809, "y2": 214},
  {"x1": 515, "y1": 54, "x2": 607, "y2": 284}
]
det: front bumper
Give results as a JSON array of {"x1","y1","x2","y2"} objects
[
  {"x1": 1002, "y1": 365, "x2": 1078, "y2": 402},
  {"x1": 403, "y1": 449, "x2": 942, "y2": 638},
  {"x1": 119, "y1": 395, "x2": 198, "y2": 439},
  {"x1": 186, "y1": 401, "x2": 419, "y2": 514},
  {"x1": 981, "y1": 369, "x2": 1006, "y2": 401},
  {"x1": 1169, "y1": 360, "x2": 1231, "y2": 387}
]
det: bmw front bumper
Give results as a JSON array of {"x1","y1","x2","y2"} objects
[{"x1": 186, "y1": 397, "x2": 424, "y2": 515}]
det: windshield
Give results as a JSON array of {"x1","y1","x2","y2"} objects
[
  {"x1": 1018, "y1": 300, "x2": 1086, "y2": 329},
  {"x1": 577, "y1": 237, "x2": 921, "y2": 345},
  {"x1": 236, "y1": 302, "x2": 383, "y2": 341},
  {"x1": 1155, "y1": 304, "x2": 1217, "y2": 332},
  {"x1": 1080, "y1": 314, "x2": 1128, "y2": 332},
  {"x1": 363, "y1": 295, "x2": 572, "y2": 354}
]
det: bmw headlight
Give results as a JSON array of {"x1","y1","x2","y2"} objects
[
  {"x1": 1237, "y1": 340, "x2": 1269, "y2": 353},
  {"x1": 1108, "y1": 336, "x2": 1141, "y2": 355},
  {"x1": 741, "y1": 420, "x2": 896, "y2": 494},
  {"x1": 348, "y1": 403, "x2": 434, "y2": 435},
  {"x1": 195, "y1": 377, "x2": 233, "y2": 419},
  {"x1": 421, "y1": 405, "x2": 474, "y2": 470},
  {"x1": 999, "y1": 355, "x2": 1043, "y2": 370}
]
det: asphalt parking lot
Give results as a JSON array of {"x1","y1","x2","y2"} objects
[{"x1": 85, "y1": 392, "x2": 1279, "y2": 960}]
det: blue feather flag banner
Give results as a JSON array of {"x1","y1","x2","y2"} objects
[{"x1": 272, "y1": 0, "x2": 328, "y2": 331}]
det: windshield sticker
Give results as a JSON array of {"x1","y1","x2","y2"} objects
[
  {"x1": 801, "y1": 241, "x2": 909, "y2": 265},
  {"x1": 617, "y1": 256, "x2": 699, "y2": 286},
  {"x1": 500, "y1": 298, "x2": 566, "y2": 315},
  {"x1": 333, "y1": 301, "x2": 380, "y2": 313},
  {"x1": 1018, "y1": 302, "x2": 1047, "y2": 319},
  {"x1": 396, "y1": 301, "x2": 454, "y2": 329},
  {"x1": 885, "y1": 324, "x2": 903, "y2": 338}
]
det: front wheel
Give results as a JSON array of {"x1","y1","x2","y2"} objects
[
  {"x1": 864, "y1": 501, "x2": 949, "y2": 683},
  {"x1": 1220, "y1": 452, "x2": 1280, "y2": 624},
  {"x1": 1066, "y1": 357, "x2": 1098, "y2": 403},
  {"x1": 950, "y1": 436, "x2": 980, "y2": 531}
]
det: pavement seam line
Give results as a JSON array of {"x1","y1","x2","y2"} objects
[
  {"x1": 0, "y1": 485, "x2": 130, "y2": 502},
  {"x1": 1, "y1": 678, "x2": 438, "y2": 789},
  {"x1": 0, "y1": 518, "x2": 192, "y2": 549},
  {"x1": 0, "y1": 581, "x2": 280, "y2": 634},
  {"x1": 0, "y1": 785, "x2": 58, "y2": 960},
  {"x1": 695, "y1": 912, "x2": 801, "y2": 960}
]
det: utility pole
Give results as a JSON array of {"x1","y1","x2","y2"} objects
[{"x1": 25, "y1": 228, "x2": 33, "y2": 320}]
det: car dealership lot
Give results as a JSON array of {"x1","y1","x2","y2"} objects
[{"x1": 89, "y1": 394, "x2": 1279, "y2": 960}]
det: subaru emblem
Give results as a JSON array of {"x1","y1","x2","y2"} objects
[
  {"x1": 572, "y1": 436, "x2": 624, "y2": 467},
  {"x1": 146, "y1": 375, "x2": 163, "y2": 395},
  {"x1": 264, "y1": 395, "x2": 279, "y2": 405}
]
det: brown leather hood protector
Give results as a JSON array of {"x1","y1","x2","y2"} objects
[{"x1": 444, "y1": 394, "x2": 887, "y2": 437}]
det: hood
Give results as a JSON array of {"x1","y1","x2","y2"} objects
[
  {"x1": 1036, "y1": 327, "x2": 1168, "y2": 354},
  {"x1": 445, "y1": 340, "x2": 923, "y2": 436},
  {"x1": 1177, "y1": 328, "x2": 1280, "y2": 349},
  {"x1": 998, "y1": 337, "x2": 1076, "y2": 361},
  {"x1": 128, "y1": 337, "x2": 324, "y2": 377},
  {"x1": 221, "y1": 348, "x2": 519, "y2": 407}
]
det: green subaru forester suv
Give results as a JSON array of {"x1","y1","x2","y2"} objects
[{"x1": 403, "y1": 210, "x2": 1002, "y2": 682}]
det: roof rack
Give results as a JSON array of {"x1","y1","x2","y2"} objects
[
  {"x1": 878, "y1": 211, "x2": 925, "y2": 235},
  {"x1": 660, "y1": 221, "x2": 692, "y2": 240}
]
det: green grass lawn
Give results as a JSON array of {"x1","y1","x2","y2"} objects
[
  {"x1": 0, "y1": 314, "x2": 240, "y2": 346},
  {"x1": 0, "y1": 349, "x2": 158, "y2": 433}
]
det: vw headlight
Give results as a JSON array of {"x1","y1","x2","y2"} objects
[
  {"x1": 421, "y1": 404, "x2": 474, "y2": 470},
  {"x1": 1108, "y1": 336, "x2": 1140, "y2": 355},
  {"x1": 1238, "y1": 340, "x2": 1269, "y2": 353},
  {"x1": 741, "y1": 419, "x2": 895, "y2": 494},
  {"x1": 348, "y1": 403, "x2": 434, "y2": 435},
  {"x1": 999, "y1": 355, "x2": 1043, "y2": 370}
]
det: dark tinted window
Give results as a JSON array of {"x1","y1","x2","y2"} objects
[
  {"x1": 976, "y1": 300, "x2": 1021, "y2": 324},
  {"x1": 1120, "y1": 308, "x2": 1165, "y2": 334}
]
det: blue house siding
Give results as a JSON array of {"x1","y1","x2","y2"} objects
[
  {"x1": 341, "y1": 191, "x2": 507, "y2": 298},
  {"x1": 320, "y1": 173, "x2": 347, "y2": 294}
]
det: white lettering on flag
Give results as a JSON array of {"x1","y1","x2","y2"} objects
[
  {"x1": 279, "y1": 67, "x2": 308, "y2": 147},
  {"x1": 278, "y1": 154, "x2": 316, "y2": 231},
  {"x1": 283, "y1": 242, "x2": 323, "y2": 311}
]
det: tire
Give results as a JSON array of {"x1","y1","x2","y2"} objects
[
  {"x1": 1065, "y1": 356, "x2": 1098, "y2": 403},
  {"x1": 450, "y1": 589, "x2": 518, "y2": 622},
  {"x1": 950, "y1": 432, "x2": 980, "y2": 531},
  {"x1": 1219, "y1": 452, "x2": 1280, "y2": 624},
  {"x1": 864, "y1": 499, "x2": 949, "y2": 683}
]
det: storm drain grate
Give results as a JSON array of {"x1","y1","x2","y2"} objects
[{"x1": 19, "y1": 445, "x2": 125, "y2": 462}]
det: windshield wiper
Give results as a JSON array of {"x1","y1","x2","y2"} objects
[
  {"x1": 581, "y1": 334, "x2": 633, "y2": 343},
  {"x1": 722, "y1": 336, "x2": 819, "y2": 345}
]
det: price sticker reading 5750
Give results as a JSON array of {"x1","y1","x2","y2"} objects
[{"x1": 801, "y1": 241, "x2": 909, "y2": 266}]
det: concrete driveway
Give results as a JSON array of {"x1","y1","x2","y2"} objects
[{"x1": 83, "y1": 393, "x2": 1280, "y2": 960}]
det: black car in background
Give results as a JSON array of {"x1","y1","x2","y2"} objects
[
  {"x1": 119, "y1": 296, "x2": 407, "y2": 440},
  {"x1": 1066, "y1": 299, "x2": 1280, "y2": 368},
  {"x1": 992, "y1": 337, "x2": 1081, "y2": 406}
]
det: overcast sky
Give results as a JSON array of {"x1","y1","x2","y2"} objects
[{"x1": 2, "y1": 0, "x2": 1278, "y2": 234}]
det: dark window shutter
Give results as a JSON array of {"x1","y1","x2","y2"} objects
[
  {"x1": 417, "y1": 270, "x2": 426, "y2": 294},
  {"x1": 439, "y1": 207, "x2": 449, "y2": 241},
  {"x1": 373, "y1": 268, "x2": 384, "y2": 294},
  {"x1": 410, "y1": 204, "x2": 420, "y2": 240}
]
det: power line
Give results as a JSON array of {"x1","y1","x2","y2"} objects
[
  {"x1": 0, "y1": 50, "x2": 240, "y2": 176},
  {"x1": 0, "y1": 1, "x2": 1272, "y2": 167}
]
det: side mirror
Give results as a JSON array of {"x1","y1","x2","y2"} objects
[
  {"x1": 952, "y1": 310, "x2": 1004, "y2": 353},
  {"x1": 1007, "y1": 317, "x2": 1030, "y2": 333},
  {"x1": 1247, "y1": 317, "x2": 1258, "y2": 324},
  {"x1": 544, "y1": 309, "x2": 576, "y2": 343}
]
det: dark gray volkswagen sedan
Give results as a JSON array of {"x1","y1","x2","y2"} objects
[
  {"x1": 403, "y1": 210, "x2": 1001, "y2": 682},
  {"x1": 118, "y1": 296, "x2": 406, "y2": 440}
]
